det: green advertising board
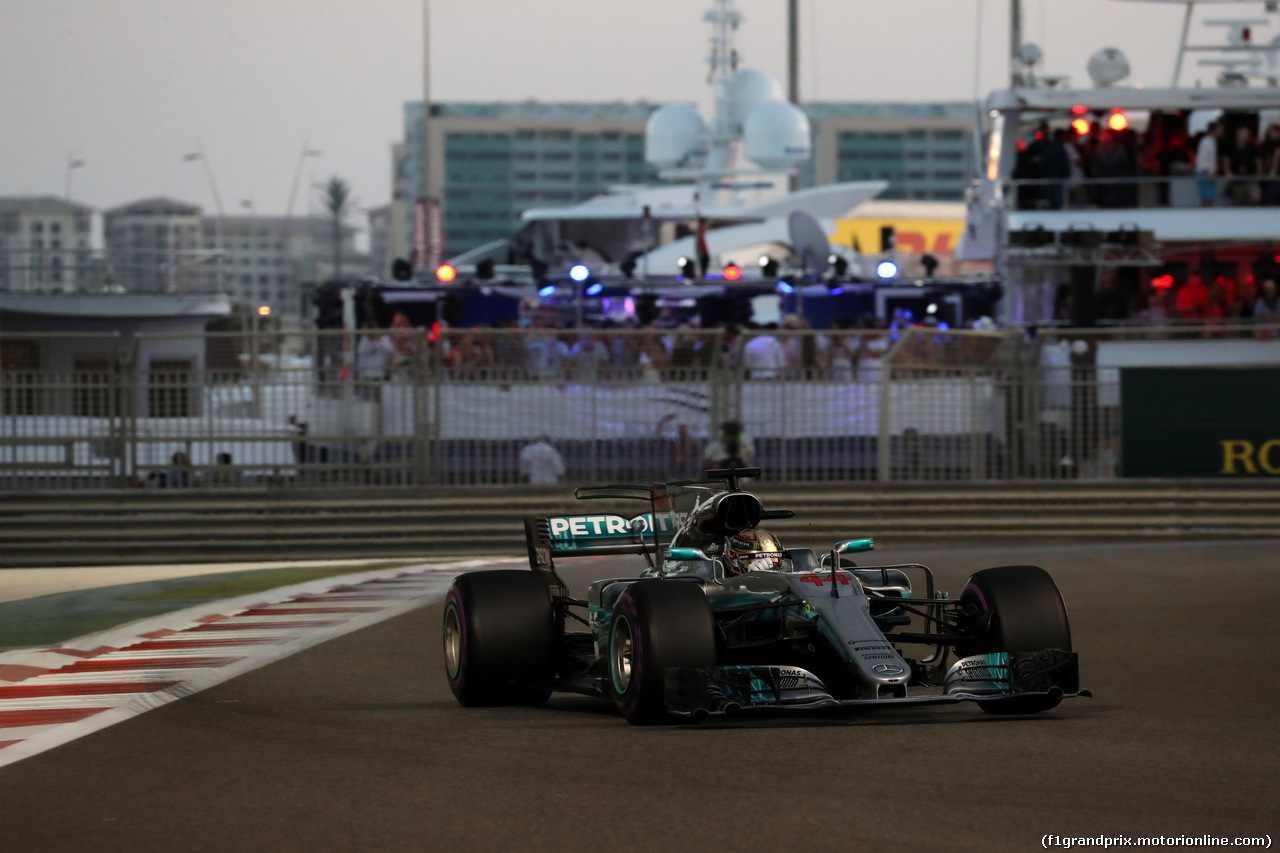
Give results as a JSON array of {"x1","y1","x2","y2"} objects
[{"x1": 1121, "y1": 368, "x2": 1280, "y2": 477}]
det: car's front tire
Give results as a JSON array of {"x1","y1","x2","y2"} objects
[
  {"x1": 443, "y1": 570, "x2": 555, "y2": 707},
  {"x1": 955, "y1": 565, "x2": 1072, "y2": 715},
  {"x1": 608, "y1": 580, "x2": 717, "y2": 725}
]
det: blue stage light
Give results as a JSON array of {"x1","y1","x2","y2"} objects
[
  {"x1": 569, "y1": 264, "x2": 590, "y2": 282},
  {"x1": 776, "y1": 280, "x2": 794, "y2": 294},
  {"x1": 538, "y1": 285, "x2": 557, "y2": 297},
  {"x1": 876, "y1": 260, "x2": 898, "y2": 279},
  {"x1": 585, "y1": 283, "x2": 603, "y2": 296}
]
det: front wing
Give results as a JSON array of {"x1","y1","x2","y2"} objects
[{"x1": 664, "y1": 650, "x2": 1090, "y2": 718}]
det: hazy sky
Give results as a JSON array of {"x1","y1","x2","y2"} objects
[{"x1": 0, "y1": 0, "x2": 1256, "y2": 224}]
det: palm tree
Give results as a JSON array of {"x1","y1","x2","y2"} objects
[{"x1": 321, "y1": 176, "x2": 351, "y2": 278}]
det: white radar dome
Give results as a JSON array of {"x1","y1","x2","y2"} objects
[
  {"x1": 727, "y1": 68, "x2": 784, "y2": 133},
  {"x1": 743, "y1": 100, "x2": 812, "y2": 170},
  {"x1": 1087, "y1": 47, "x2": 1130, "y2": 87},
  {"x1": 645, "y1": 103, "x2": 708, "y2": 169}
]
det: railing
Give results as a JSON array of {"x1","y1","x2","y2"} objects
[
  {"x1": 2, "y1": 325, "x2": 1277, "y2": 490},
  {"x1": 1007, "y1": 173, "x2": 1280, "y2": 211}
]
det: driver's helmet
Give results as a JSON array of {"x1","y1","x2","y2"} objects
[{"x1": 725, "y1": 528, "x2": 783, "y2": 575}]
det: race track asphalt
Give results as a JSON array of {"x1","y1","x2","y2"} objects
[{"x1": 1, "y1": 540, "x2": 1277, "y2": 853}]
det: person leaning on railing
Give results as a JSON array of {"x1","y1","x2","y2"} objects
[
  {"x1": 1223, "y1": 125, "x2": 1263, "y2": 206},
  {"x1": 1262, "y1": 123, "x2": 1280, "y2": 206},
  {"x1": 1195, "y1": 121, "x2": 1223, "y2": 207}
]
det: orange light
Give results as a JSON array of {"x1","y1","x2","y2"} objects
[
  {"x1": 435, "y1": 264, "x2": 457, "y2": 283},
  {"x1": 722, "y1": 264, "x2": 743, "y2": 281},
  {"x1": 257, "y1": 305, "x2": 271, "y2": 316},
  {"x1": 1072, "y1": 118, "x2": 1091, "y2": 136},
  {"x1": 1071, "y1": 104, "x2": 1089, "y2": 115},
  {"x1": 1107, "y1": 111, "x2": 1129, "y2": 132}
]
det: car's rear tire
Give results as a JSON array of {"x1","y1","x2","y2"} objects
[
  {"x1": 443, "y1": 570, "x2": 555, "y2": 707},
  {"x1": 608, "y1": 580, "x2": 717, "y2": 725},
  {"x1": 955, "y1": 565, "x2": 1071, "y2": 715}
]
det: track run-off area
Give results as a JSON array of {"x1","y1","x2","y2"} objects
[{"x1": 0, "y1": 539, "x2": 1276, "y2": 852}]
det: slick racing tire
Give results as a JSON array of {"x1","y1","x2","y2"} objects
[
  {"x1": 956, "y1": 565, "x2": 1071, "y2": 715},
  {"x1": 443, "y1": 570, "x2": 555, "y2": 707},
  {"x1": 608, "y1": 580, "x2": 717, "y2": 725}
]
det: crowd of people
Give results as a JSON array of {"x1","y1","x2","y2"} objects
[
  {"x1": 1014, "y1": 113, "x2": 1280, "y2": 209},
  {"x1": 433, "y1": 314, "x2": 900, "y2": 382},
  {"x1": 1073, "y1": 268, "x2": 1280, "y2": 325}
]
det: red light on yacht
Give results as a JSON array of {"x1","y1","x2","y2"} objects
[
  {"x1": 1108, "y1": 111, "x2": 1129, "y2": 132},
  {"x1": 722, "y1": 265, "x2": 743, "y2": 281},
  {"x1": 1072, "y1": 118, "x2": 1090, "y2": 136},
  {"x1": 1071, "y1": 105, "x2": 1088, "y2": 115},
  {"x1": 435, "y1": 264, "x2": 457, "y2": 283}
]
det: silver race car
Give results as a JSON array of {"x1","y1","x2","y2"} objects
[{"x1": 442, "y1": 468, "x2": 1089, "y2": 724}]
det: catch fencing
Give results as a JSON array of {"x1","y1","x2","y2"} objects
[{"x1": 2, "y1": 324, "x2": 1277, "y2": 490}]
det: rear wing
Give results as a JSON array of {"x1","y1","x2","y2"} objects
[{"x1": 524, "y1": 508, "x2": 677, "y2": 597}]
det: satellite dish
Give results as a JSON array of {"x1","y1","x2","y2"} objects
[
  {"x1": 1087, "y1": 47, "x2": 1131, "y2": 87},
  {"x1": 726, "y1": 68, "x2": 784, "y2": 133},
  {"x1": 1019, "y1": 42, "x2": 1043, "y2": 68},
  {"x1": 788, "y1": 211, "x2": 830, "y2": 277},
  {"x1": 743, "y1": 100, "x2": 812, "y2": 170},
  {"x1": 645, "y1": 103, "x2": 708, "y2": 169}
]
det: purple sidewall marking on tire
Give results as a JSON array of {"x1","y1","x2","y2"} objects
[{"x1": 962, "y1": 583, "x2": 988, "y2": 612}]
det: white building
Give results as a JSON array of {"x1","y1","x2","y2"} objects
[{"x1": 0, "y1": 196, "x2": 94, "y2": 294}]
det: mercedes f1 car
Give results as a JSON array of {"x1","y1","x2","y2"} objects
[{"x1": 442, "y1": 468, "x2": 1089, "y2": 724}]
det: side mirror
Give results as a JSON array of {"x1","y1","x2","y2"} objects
[
  {"x1": 665, "y1": 547, "x2": 702, "y2": 561},
  {"x1": 835, "y1": 538, "x2": 874, "y2": 554}
]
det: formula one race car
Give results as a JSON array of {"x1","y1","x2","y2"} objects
[{"x1": 442, "y1": 468, "x2": 1089, "y2": 724}]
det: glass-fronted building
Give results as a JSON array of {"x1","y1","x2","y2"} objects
[
  {"x1": 396, "y1": 100, "x2": 978, "y2": 257},
  {"x1": 802, "y1": 102, "x2": 977, "y2": 201}
]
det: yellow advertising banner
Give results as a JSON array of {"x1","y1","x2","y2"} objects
[{"x1": 830, "y1": 218, "x2": 964, "y2": 257}]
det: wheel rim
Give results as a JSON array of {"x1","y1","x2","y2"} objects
[
  {"x1": 610, "y1": 614, "x2": 633, "y2": 693},
  {"x1": 443, "y1": 603, "x2": 462, "y2": 680}
]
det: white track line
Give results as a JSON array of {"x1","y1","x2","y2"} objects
[{"x1": 0, "y1": 557, "x2": 519, "y2": 768}]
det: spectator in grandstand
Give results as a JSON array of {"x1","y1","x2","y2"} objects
[
  {"x1": 1224, "y1": 125, "x2": 1262, "y2": 205},
  {"x1": 448, "y1": 332, "x2": 494, "y2": 379},
  {"x1": 519, "y1": 435, "x2": 566, "y2": 485},
  {"x1": 719, "y1": 324, "x2": 743, "y2": 370},
  {"x1": 656, "y1": 414, "x2": 700, "y2": 479},
  {"x1": 165, "y1": 451, "x2": 191, "y2": 489},
  {"x1": 857, "y1": 319, "x2": 890, "y2": 382},
  {"x1": 702, "y1": 420, "x2": 755, "y2": 471},
  {"x1": 825, "y1": 320, "x2": 857, "y2": 382},
  {"x1": 1255, "y1": 277, "x2": 1279, "y2": 322},
  {"x1": 1175, "y1": 273, "x2": 1209, "y2": 319},
  {"x1": 1043, "y1": 129, "x2": 1071, "y2": 210},
  {"x1": 571, "y1": 331, "x2": 611, "y2": 382},
  {"x1": 668, "y1": 324, "x2": 711, "y2": 374},
  {"x1": 389, "y1": 311, "x2": 415, "y2": 358},
  {"x1": 637, "y1": 333, "x2": 669, "y2": 382},
  {"x1": 523, "y1": 318, "x2": 571, "y2": 379},
  {"x1": 490, "y1": 319, "x2": 527, "y2": 372},
  {"x1": 1093, "y1": 128, "x2": 1134, "y2": 208},
  {"x1": 211, "y1": 452, "x2": 245, "y2": 487},
  {"x1": 356, "y1": 321, "x2": 397, "y2": 394},
  {"x1": 742, "y1": 324, "x2": 787, "y2": 378},
  {"x1": 1262, "y1": 123, "x2": 1280, "y2": 205},
  {"x1": 1195, "y1": 121, "x2": 1223, "y2": 206}
]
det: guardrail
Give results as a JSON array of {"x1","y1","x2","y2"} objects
[{"x1": 2, "y1": 325, "x2": 1278, "y2": 490}]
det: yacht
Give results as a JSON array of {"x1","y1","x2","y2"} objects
[
  {"x1": 447, "y1": 0, "x2": 886, "y2": 279},
  {"x1": 959, "y1": 0, "x2": 1280, "y2": 325}
]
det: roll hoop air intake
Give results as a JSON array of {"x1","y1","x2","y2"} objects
[{"x1": 687, "y1": 491, "x2": 763, "y2": 538}]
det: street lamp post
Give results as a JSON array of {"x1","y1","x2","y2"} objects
[
  {"x1": 286, "y1": 142, "x2": 324, "y2": 218},
  {"x1": 65, "y1": 153, "x2": 85, "y2": 201},
  {"x1": 184, "y1": 141, "x2": 225, "y2": 296}
]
